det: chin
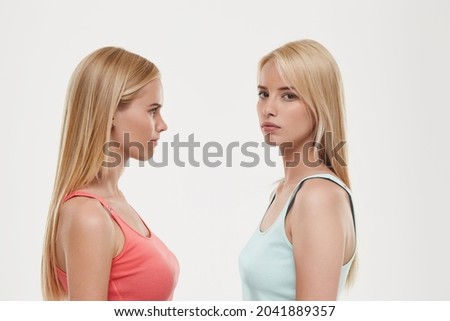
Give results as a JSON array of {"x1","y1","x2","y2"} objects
[
  {"x1": 143, "y1": 152, "x2": 155, "y2": 161},
  {"x1": 129, "y1": 150, "x2": 154, "y2": 162},
  {"x1": 263, "y1": 134, "x2": 282, "y2": 146}
]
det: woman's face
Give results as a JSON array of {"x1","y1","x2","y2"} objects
[
  {"x1": 111, "y1": 78, "x2": 167, "y2": 161},
  {"x1": 257, "y1": 60, "x2": 314, "y2": 150}
]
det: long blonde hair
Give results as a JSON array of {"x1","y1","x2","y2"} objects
[
  {"x1": 42, "y1": 47, "x2": 160, "y2": 300},
  {"x1": 259, "y1": 39, "x2": 357, "y2": 287}
]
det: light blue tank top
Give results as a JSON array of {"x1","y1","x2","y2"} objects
[{"x1": 239, "y1": 173, "x2": 356, "y2": 300}]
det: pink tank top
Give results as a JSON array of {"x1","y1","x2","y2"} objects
[{"x1": 56, "y1": 191, "x2": 179, "y2": 300}]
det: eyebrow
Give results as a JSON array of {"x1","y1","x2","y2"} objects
[
  {"x1": 149, "y1": 103, "x2": 162, "y2": 109},
  {"x1": 257, "y1": 85, "x2": 295, "y2": 91}
]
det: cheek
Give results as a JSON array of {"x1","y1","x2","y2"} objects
[
  {"x1": 113, "y1": 112, "x2": 154, "y2": 143},
  {"x1": 133, "y1": 115, "x2": 154, "y2": 138},
  {"x1": 300, "y1": 113, "x2": 315, "y2": 139},
  {"x1": 286, "y1": 105, "x2": 314, "y2": 137}
]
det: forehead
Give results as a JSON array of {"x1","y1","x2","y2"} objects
[
  {"x1": 259, "y1": 60, "x2": 290, "y2": 87},
  {"x1": 140, "y1": 78, "x2": 162, "y2": 94},
  {"x1": 135, "y1": 78, "x2": 163, "y2": 102}
]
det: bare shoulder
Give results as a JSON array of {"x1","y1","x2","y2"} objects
[
  {"x1": 288, "y1": 178, "x2": 352, "y2": 300},
  {"x1": 295, "y1": 178, "x2": 350, "y2": 213},
  {"x1": 56, "y1": 196, "x2": 118, "y2": 273},
  {"x1": 58, "y1": 197, "x2": 115, "y2": 237},
  {"x1": 288, "y1": 178, "x2": 352, "y2": 230}
]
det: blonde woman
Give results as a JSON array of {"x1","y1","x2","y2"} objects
[
  {"x1": 42, "y1": 47, "x2": 179, "y2": 300},
  {"x1": 239, "y1": 40, "x2": 357, "y2": 300}
]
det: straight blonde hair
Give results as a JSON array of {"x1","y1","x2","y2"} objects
[
  {"x1": 42, "y1": 47, "x2": 160, "y2": 300},
  {"x1": 259, "y1": 39, "x2": 357, "y2": 287}
]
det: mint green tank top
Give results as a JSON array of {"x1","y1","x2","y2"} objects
[{"x1": 239, "y1": 173, "x2": 356, "y2": 300}]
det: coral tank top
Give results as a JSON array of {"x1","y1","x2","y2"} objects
[{"x1": 57, "y1": 191, "x2": 179, "y2": 301}]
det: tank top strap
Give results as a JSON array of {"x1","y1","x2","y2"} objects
[{"x1": 64, "y1": 191, "x2": 115, "y2": 217}]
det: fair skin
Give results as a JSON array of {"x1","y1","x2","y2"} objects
[
  {"x1": 56, "y1": 79, "x2": 167, "y2": 300},
  {"x1": 257, "y1": 60, "x2": 355, "y2": 300}
]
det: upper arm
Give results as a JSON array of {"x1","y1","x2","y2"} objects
[
  {"x1": 289, "y1": 180, "x2": 349, "y2": 301},
  {"x1": 58, "y1": 198, "x2": 117, "y2": 300}
]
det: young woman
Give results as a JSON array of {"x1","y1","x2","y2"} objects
[
  {"x1": 239, "y1": 39, "x2": 357, "y2": 300},
  {"x1": 42, "y1": 47, "x2": 179, "y2": 300}
]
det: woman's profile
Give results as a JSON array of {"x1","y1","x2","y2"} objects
[
  {"x1": 42, "y1": 47, "x2": 179, "y2": 300},
  {"x1": 239, "y1": 39, "x2": 357, "y2": 300}
]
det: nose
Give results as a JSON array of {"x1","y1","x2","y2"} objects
[
  {"x1": 262, "y1": 98, "x2": 277, "y2": 118},
  {"x1": 157, "y1": 116, "x2": 168, "y2": 133}
]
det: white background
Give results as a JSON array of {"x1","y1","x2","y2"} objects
[{"x1": 1, "y1": 0, "x2": 449, "y2": 301}]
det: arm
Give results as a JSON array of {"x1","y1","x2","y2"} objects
[
  {"x1": 58, "y1": 198, "x2": 118, "y2": 300},
  {"x1": 288, "y1": 180, "x2": 349, "y2": 300}
]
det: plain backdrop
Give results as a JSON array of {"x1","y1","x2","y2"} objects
[{"x1": 1, "y1": 0, "x2": 449, "y2": 301}]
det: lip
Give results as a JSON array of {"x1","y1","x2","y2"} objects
[
  {"x1": 261, "y1": 122, "x2": 280, "y2": 133},
  {"x1": 150, "y1": 138, "x2": 159, "y2": 146}
]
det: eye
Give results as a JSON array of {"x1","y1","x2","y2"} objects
[
  {"x1": 258, "y1": 91, "x2": 269, "y2": 99},
  {"x1": 281, "y1": 92, "x2": 298, "y2": 101},
  {"x1": 148, "y1": 108, "x2": 159, "y2": 117}
]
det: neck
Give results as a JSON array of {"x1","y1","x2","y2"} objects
[
  {"x1": 87, "y1": 149, "x2": 128, "y2": 198},
  {"x1": 281, "y1": 142, "x2": 327, "y2": 186}
]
